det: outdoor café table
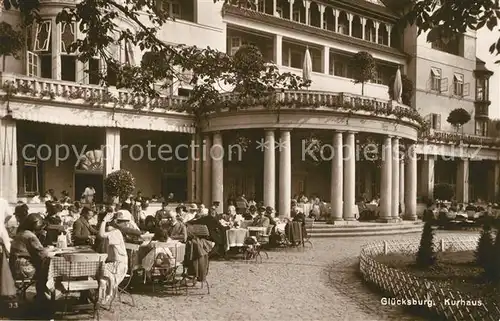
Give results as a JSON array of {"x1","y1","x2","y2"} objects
[
  {"x1": 247, "y1": 226, "x2": 266, "y2": 236},
  {"x1": 126, "y1": 240, "x2": 185, "y2": 272},
  {"x1": 43, "y1": 246, "x2": 97, "y2": 296},
  {"x1": 225, "y1": 228, "x2": 248, "y2": 251},
  {"x1": 275, "y1": 223, "x2": 287, "y2": 233}
]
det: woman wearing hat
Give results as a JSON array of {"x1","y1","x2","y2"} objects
[{"x1": 9, "y1": 213, "x2": 49, "y2": 302}]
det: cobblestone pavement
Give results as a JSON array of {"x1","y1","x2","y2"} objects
[{"x1": 101, "y1": 231, "x2": 472, "y2": 321}]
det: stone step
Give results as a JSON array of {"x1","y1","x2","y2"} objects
[
  {"x1": 310, "y1": 228, "x2": 423, "y2": 238},
  {"x1": 308, "y1": 225, "x2": 423, "y2": 234},
  {"x1": 311, "y1": 221, "x2": 422, "y2": 229}
]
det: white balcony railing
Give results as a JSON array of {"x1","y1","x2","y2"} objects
[{"x1": 0, "y1": 72, "x2": 189, "y2": 111}]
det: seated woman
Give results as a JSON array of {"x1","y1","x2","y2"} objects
[
  {"x1": 142, "y1": 228, "x2": 175, "y2": 280},
  {"x1": 143, "y1": 216, "x2": 157, "y2": 234},
  {"x1": 97, "y1": 209, "x2": 128, "y2": 305},
  {"x1": 243, "y1": 205, "x2": 257, "y2": 220},
  {"x1": 9, "y1": 214, "x2": 49, "y2": 302}
]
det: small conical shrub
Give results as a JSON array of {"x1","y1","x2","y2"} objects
[
  {"x1": 475, "y1": 220, "x2": 494, "y2": 270},
  {"x1": 488, "y1": 225, "x2": 500, "y2": 283},
  {"x1": 416, "y1": 222, "x2": 436, "y2": 268}
]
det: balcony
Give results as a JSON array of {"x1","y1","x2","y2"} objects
[
  {"x1": 422, "y1": 129, "x2": 500, "y2": 147},
  {"x1": 0, "y1": 72, "x2": 188, "y2": 112}
]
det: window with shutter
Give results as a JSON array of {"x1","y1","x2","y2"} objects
[
  {"x1": 453, "y1": 73, "x2": 464, "y2": 96},
  {"x1": 430, "y1": 67, "x2": 441, "y2": 91},
  {"x1": 230, "y1": 37, "x2": 241, "y2": 56},
  {"x1": 26, "y1": 51, "x2": 39, "y2": 77},
  {"x1": 34, "y1": 21, "x2": 52, "y2": 52}
]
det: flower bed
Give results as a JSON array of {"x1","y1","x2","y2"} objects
[{"x1": 359, "y1": 236, "x2": 500, "y2": 320}]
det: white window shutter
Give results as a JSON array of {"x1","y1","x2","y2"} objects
[
  {"x1": 463, "y1": 83, "x2": 470, "y2": 96},
  {"x1": 34, "y1": 21, "x2": 52, "y2": 52},
  {"x1": 440, "y1": 78, "x2": 448, "y2": 92},
  {"x1": 26, "y1": 51, "x2": 39, "y2": 77},
  {"x1": 437, "y1": 114, "x2": 442, "y2": 130}
]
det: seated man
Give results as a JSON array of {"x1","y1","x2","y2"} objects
[
  {"x1": 163, "y1": 210, "x2": 187, "y2": 243},
  {"x1": 252, "y1": 207, "x2": 270, "y2": 228},
  {"x1": 155, "y1": 202, "x2": 169, "y2": 223},
  {"x1": 72, "y1": 207, "x2": 98, "y2": 246}
]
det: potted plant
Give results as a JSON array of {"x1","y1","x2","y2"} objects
[
  {"x1": 104, "y1": 169, "x2": 136, "y2": 204},
  {"x1": 349, "y1": 51, "x2": 376, "y2": 95}
]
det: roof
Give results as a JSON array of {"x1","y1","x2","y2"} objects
[{"x1": 475, "y1": 57, "x2": 494, "y2": 76}]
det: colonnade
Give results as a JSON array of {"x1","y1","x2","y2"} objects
[{"x1": 201, "y1": 129, "x2": 418, "y2": 220}]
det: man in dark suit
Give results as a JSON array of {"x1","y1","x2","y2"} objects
[
  {"x1": 252, "y1": 206, "x2": 270, "y2": 228},
  {"x1": 72, "y1": 207, "x2": 98, "y2": 246}
]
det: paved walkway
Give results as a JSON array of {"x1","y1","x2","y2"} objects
[{"x1": 101, "y1": 232, "x2": 466, "y2": 321}]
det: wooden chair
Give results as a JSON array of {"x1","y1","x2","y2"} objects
[
  {"x1": 109, "y1": 243, "x2": 137, "y2": 309},
  {"x1": 303, "y1": 218, "x2": 314, "y2": 247},
  {"x1": 188, "y1": 225, "x2": 210, "y2": 238},
  {"x1": 150, "y1": 242, "x2": 185, "y2": 294},
  {"x1": 57, "y1": 253, "x2": 107, "y2": 320}
]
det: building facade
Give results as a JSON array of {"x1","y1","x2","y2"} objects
[{"x1": 0, "y1": 0, "x2": 496, "y2": 218}]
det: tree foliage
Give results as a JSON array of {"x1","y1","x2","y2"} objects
[
  {"x1": 0, "y1": 21, "x2": 24, "y2": 71},
  {"x1": 475, "y1": 219, "x2": 494, "y2": 272},
  {"x1": 447, "y1": 108, "x2": 471, "y2": 130},
  {"x1": 388, "y1": 73, "x2": 414, "y2": 106},
  {"x1": 104, "y1": 169, "x2": 136, "y2": 202},
  {"x1": 1, "y1": 0, "x2": 306, "y2": 109},
  {"x1": 416, "y1": 221, "x2": 436, "y2": 269},
  {"x1": 349, "y1": 51, "x2": 376, "y2": 95},
  {"x1": 401, "y1": 0, "x2": 500, "y2": 59}
]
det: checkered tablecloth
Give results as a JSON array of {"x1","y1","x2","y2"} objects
[{"x1": 45, "y1": 249, "x2": 103, "y2": 291}]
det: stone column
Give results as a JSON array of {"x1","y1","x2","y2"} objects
[
  {"x1": 343, "y1": 132, "x2": 356, "y2": 220},
  {"x1": 211, "y1": 132, "x2": 224, "y2": 213},
  {"x1": 374, "y1": 21, "x2": 380, "y2": 44},
  {"x1": 323, "y1": 46, "x2": 330, "y2": 75},
  {"x1": 421, "y1": 155, "x2": 435, "y2": 200},
  {"x1": 289, "y1": 0, "x2": 294, "y2": 21},
  {"x1": 194, "y1": 134, "x2": 202, "y2": 202},
  {"x1": 52, "y1": 18, "x2": 62, "y2": 80},
  {"x1": 387, "y1": 25, "x2": 392, "y2": 47},
  {"x1": 399, "y1": 159, "x2": 405, "y2": 216},
  {"x1": 319, "y1": 4, "x2": 325, "y2": 29},
  {"x1": 104, "y1": 127, "x2": 121, "y2": 177},
  {"x1": 202, "y1": 134, "x2": 212, "y2": 207},
  {"x1": 0, "y1": 118, "x2": 18, "y2": 203},
  {"x1": 274, "y1": 34, "x2": 282, "y2": 66},
  {"x1": 361, "y1": 17, "x2": 366, "y2": 40},
  {"x1": 187, "y1": 133, "x2": 196, "y2": 202},
  {"x1": 494, "y1": 162, "x2": 500, "y2": 201},
  {"x1": 405, "y1": 144, "x2": 417, "y2": 220},
  {"x1": 456, "y1": 158, "x2": 469, "y2": 203},
  {"x1": 347, "y1": 13, "x2": 353, "y2": 37},
  {"x1": 334, "y1": 9, "x2": 339, "y2": 32},
  {"x1": 391, "y1": 137, "x2": 400, "y2": 219},
  {"x1": 263, "y1": 129, "x2": 276, "y2": 209},
  {"x1": 378, "y1": 136, "x2": 392, "y2": 221},
  {"x1": 279, "y1": 130, "x2": 291, "y2": 217},
  {"x1": 272, "y1": 0, "x2": 277, "y2": 16},
  {"x1": 304, "y1": 0, "x2": 310, "y2": 25},
  {"x1": 330, "y1": 131, "x2": 343, "y2": 221}
]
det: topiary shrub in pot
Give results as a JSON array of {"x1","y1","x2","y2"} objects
[
  {"x1": 104, "y1": 169, "x2": 136, "y2": 203},
  {"x1": 433, "y1": 183, "x2": 454, "y2": 202}
]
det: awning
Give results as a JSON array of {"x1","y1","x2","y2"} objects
[
  {"x1": 431, "y1": 67, "x2": 441, "y2": 77},
  {"x1": 454, "y1": 73, "x2": 464, "y2": 82},
  {"x1": 9, "y1": 101, "x2": 196, "y2": 133}
]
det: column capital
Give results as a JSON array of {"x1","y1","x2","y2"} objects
[
  {"x1": 361, "y1": 17, "x2": 366, "y2": 25},
  {"x1": 374, "y1": 21, "x2": 380, "y2": 29},
  {"x1": 319, "y1": 4, "x2": 325, "y2": 13},
  {"x1": 347, "y1": 13, "x2": 353, "y2": 21}
]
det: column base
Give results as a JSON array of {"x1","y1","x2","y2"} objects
[
  {"x1": 376, "y1": 218, "x2": 400, "y2": 223},
  {"x1": 328, "y1": 219, "x2": 359, "y2": 226},
  {"x1": 403, "y1": 215, "x2": 418, "y2": 221},
  {"x1": 326, "y1": 217, "x2": 343, "y2": 224}
]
